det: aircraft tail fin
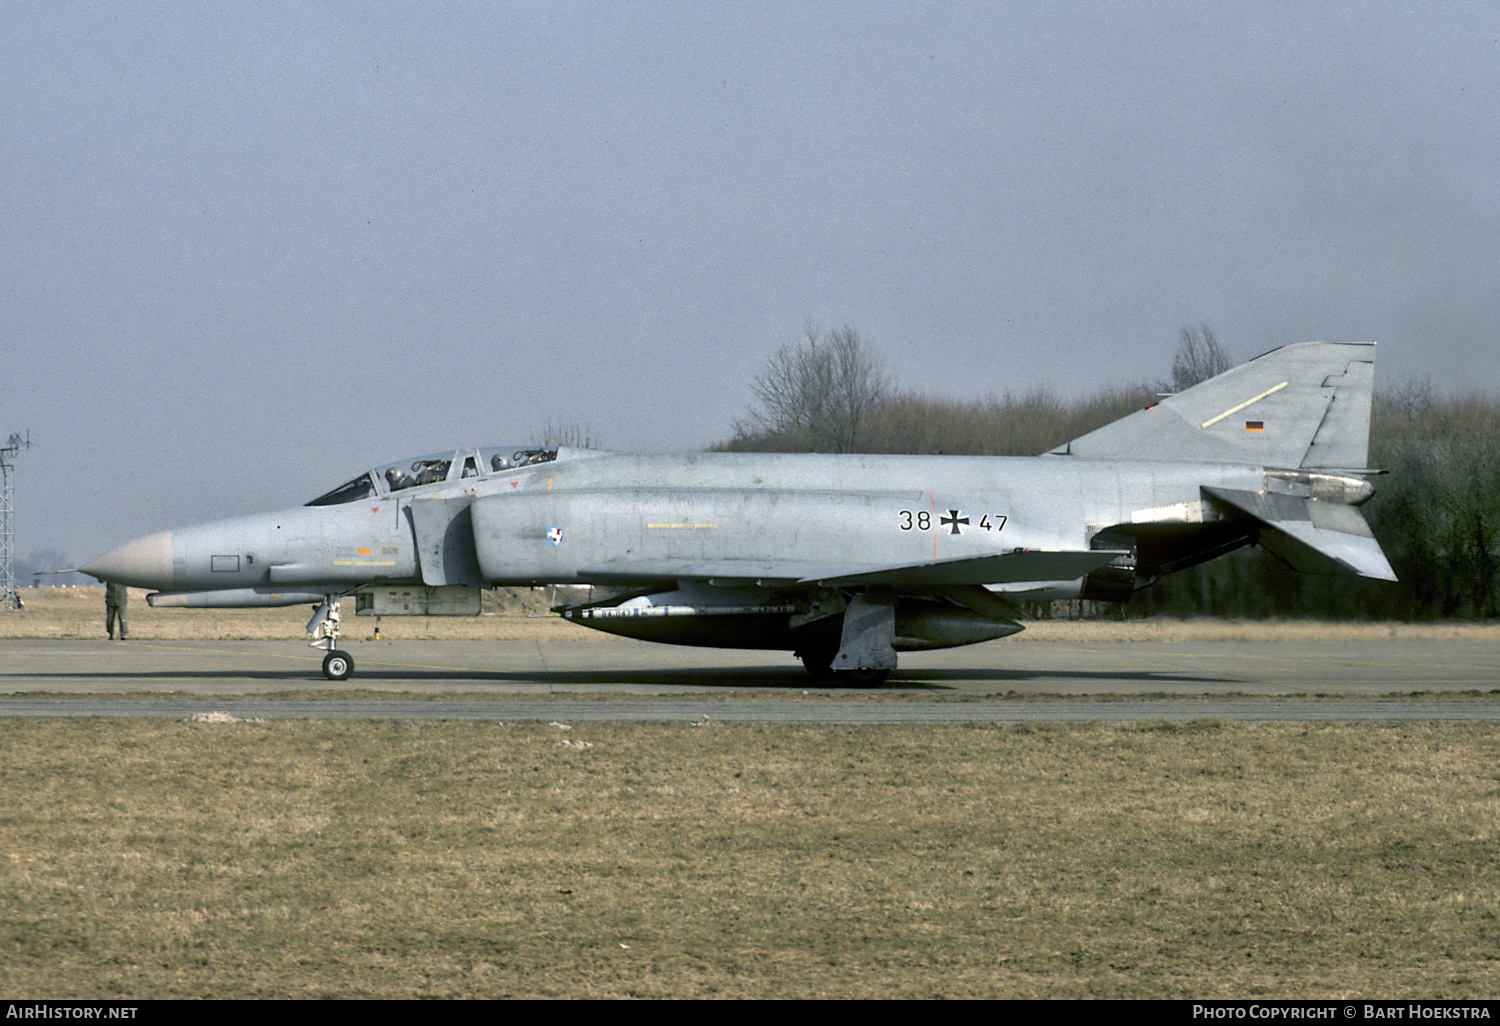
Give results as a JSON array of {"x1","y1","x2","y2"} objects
[{"x1": 1049, "y1": 341, "x2": 1376, "y2": 469}]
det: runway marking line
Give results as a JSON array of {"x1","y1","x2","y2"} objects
[
  {"x1": 1047, "y1": 645, "x2": 1491, "y2": 674},
  {"x1": 103, "y1": 641, "x2": 510, "y2": 675}
]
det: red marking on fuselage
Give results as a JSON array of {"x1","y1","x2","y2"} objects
[{"x1": 930, "y1": 490, "x2": 937, "y2": 559}]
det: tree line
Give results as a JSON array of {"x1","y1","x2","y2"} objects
[{"x1": 720, "y1": 325, "x2": 1498, "y2": 621}]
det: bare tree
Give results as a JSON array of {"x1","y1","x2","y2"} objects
[
  {"x1": 1385, "y1": 374, "x2": 1434, "y2": 422},
  {"x1": 1170, "y1": 324, "x2": 1232, "y2": 392},
  {"x1": 530, "y1": 417, "x2": 602, "y2": 449},
  {"x1": 738, "y1": 324, "x2": 889, "y2": 452}
]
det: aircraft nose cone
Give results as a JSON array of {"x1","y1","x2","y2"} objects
[{"x1": 80, "y1": 530, "x2": 175, "y2": 590}]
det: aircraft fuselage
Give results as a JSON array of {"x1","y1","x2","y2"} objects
[{"x1": 89, "y1": 450, "x2": 1265, "y2": 601}]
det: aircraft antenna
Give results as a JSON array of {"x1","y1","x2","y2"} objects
[{"x1": 1, "y1": 431, "x2": 32, "y2": 610}]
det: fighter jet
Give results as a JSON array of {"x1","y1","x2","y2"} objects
[{"x1": 82, "y1": 341, "x2": 1395, "y2": 684}]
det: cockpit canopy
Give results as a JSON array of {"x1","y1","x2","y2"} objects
[{"x1": 306, "y1": 447, "x2": 560, "y2": 506}]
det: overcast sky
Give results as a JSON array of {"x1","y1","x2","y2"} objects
[{"x1": 5, "y1": 1, "x2": 1499, "y2": 565}]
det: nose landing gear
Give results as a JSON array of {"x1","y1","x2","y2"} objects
[{"x1": 309, "y1": 595, "x2": 355, "y2": 681}]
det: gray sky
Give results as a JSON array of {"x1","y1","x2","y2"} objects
[{"x1": 5, "y1": 1, "x2": 1499, "y2": 565}]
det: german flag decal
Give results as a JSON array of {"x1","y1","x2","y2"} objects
[{"x1": 1245, "y1": 420, "x2": 1264, "y2": 433}]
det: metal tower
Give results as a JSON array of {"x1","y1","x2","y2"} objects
[{"x1": 1, "y1": 431, "x2": 32, "y2": 610}]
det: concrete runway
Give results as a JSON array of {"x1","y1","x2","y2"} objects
[{"x1": 2, "y1": 636, "x2": 1497, "y2": 720}]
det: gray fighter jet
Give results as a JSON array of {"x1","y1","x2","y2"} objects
[{"x1": 82, "y1": 341, "x2": 1395, "y2": 684}]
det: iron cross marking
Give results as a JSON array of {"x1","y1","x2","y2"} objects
[{"x1": 940, "y1": 509, "x2": 969, "y2": 535}]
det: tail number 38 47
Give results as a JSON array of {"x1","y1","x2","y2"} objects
[{"x1": 898, "y1": 510, "x2": 1007, "y2": 535}]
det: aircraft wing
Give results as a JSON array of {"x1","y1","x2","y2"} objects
[
  {"x1": 807, "y1": 549, "x2": 1127, "y2": 587},
  {"x1": 1203, "y1": 486, "x2": 1397, "y2": 581},
  {"x1": 576, "y1": 549, "x2": 1128, "y2": 589}
]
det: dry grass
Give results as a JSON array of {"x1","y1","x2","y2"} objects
[
  {"x1": 2, "y1": 718, "x2": 1499, "y2": 998},
  {"x1": 5, "y1": 586, "x2": 1498, "y2": 644},
  {"x1": 0, "y1": 585, "x2": 574, "y2": 642}
]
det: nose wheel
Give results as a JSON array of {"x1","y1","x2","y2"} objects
[{"x1": 321, "y1": 649, "x2": 354, "y2": 681}]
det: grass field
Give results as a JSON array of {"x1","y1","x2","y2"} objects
[
  {"x1": 3, "y1": 717, "x2": 1499, "y2": 999},
  {"x1": 5, "y1": 589, "x2": 1499, "y2": 998}
]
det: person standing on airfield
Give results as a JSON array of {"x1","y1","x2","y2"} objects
[{"x1": 105, "y1": 581, "x2": 128, "y2": 640}]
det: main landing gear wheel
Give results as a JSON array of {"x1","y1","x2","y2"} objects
[
  {"x1": 834, "y1": 667, "x2": 889, "y2": 688},
  {"x1": 799, "y1": 650, "x2": 835, "y2": 677},
  {"x1": 322, "y1": 650, "x2": 354, "y2": 681},
  {"x1": 798, "y1": 650, "x2": 889, "y2": 687}
]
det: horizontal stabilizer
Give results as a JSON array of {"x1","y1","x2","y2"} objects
[
  {"x1": 1204, "y1": 487, "x2": 1397, "y2": 581},
  {"x1": 578, "y1": 550, "x2": 1128, "y2": 589}
]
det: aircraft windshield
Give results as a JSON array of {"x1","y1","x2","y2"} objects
[
  {"x1": 306, "y1": 473, "x2": 377, "y2": 507},
  {"x1": 306, "y1": 447, "x2": 561, "y2": 505}
]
